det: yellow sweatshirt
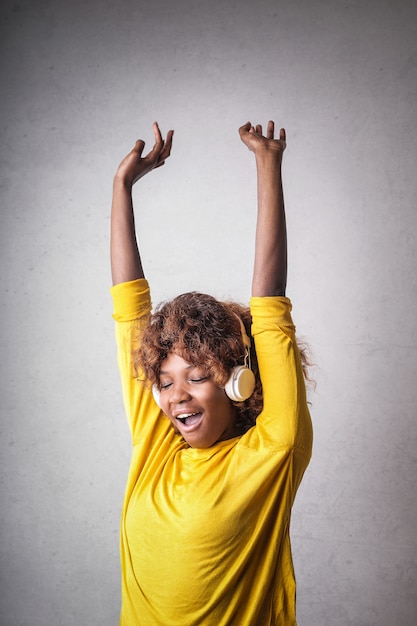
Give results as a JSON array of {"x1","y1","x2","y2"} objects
[{"x1": 111, "y1": 279, "x2": 313, "y2": 626}]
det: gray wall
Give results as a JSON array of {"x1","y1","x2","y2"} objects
[{"x1": 1, "y1": 0, "x2": 416, "y2": 624}]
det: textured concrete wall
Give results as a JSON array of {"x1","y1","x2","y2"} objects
[{"x1": 1, "y1": 0, "x2": 416, "y2": 624}]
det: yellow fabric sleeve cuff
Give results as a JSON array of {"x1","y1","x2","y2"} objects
[
  {"x1": 250, "y1": 296, "x2": 292, "y2": 321},
  {"x1": 110, "y1": 278, "x2": 151, "y2": 322}
]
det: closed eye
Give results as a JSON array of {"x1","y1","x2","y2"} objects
[{"x1": 159, "y1": 378, "x2": 208, "y2": 389}]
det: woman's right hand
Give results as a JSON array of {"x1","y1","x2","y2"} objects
[{"x1": 115, "y1": 122, "x2": 174, "y2": 187}]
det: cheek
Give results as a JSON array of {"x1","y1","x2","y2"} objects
[
  {"x1": 202, "y1": 384, "x2": 225, "y2": 402},
  {"x1": 208, "y1": 387, "x2": 233, "y2": 411},
  {"x1": 165, "y1": 412, "x2": 180, "y2": 433}
]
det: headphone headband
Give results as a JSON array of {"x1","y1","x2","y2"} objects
[{"x1": 234, "y1": 315, "x2": 251, "y2": 349}]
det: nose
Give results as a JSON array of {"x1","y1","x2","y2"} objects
[{"x1": 169, "y1": 381, "x2": 192, "y2": 405}]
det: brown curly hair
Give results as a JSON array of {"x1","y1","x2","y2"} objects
[{"x1": 136, "y1": 292, "x2": 311, "y2": 433}]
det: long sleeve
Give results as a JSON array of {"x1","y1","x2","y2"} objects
[
  {"x1": 248, "y1": 296, "x2": 312, "y2": 460},
  {"x1": 110, "y1": 278, "x2": 171, "y2": 447}
]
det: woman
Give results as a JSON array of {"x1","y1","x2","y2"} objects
[{"x1": 110, "y1": 120, "x2": 313, "y2": 625}]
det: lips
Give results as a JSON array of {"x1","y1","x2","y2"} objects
[{"x1": 175, "y1": 412, "x2": 203, "y2": 429}]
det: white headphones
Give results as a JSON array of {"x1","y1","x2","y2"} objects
[
  {"x1": 152, "y1": 315, "x2": 255, "y2": 406},
  {"x1": 224, "y1": 316, "x2": 256, "y2": 402}
]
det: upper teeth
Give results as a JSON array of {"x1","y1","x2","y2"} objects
[{"x1": 177, "y1": 413, "x2": 197, "y2": 419}]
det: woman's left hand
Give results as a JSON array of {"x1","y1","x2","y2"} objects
[{"x1": 238, "y1": 120, "x2": 286, "y2": 159}]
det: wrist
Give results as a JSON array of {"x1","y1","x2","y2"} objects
[
  {"x1": 113, "y1": 172, "x2": 134, "y2": 191},
  {"x1": 254, "y1": 147, "x2": 283, "y2": 168}
]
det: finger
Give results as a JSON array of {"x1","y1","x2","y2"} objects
[
  {"x1": 153, "y1": 121, "x2": 163, "y2": 146},
  {"x1": 238, "y1": 122, "x2": 252, "y2": 136},
  {"x1": 164, "y1": 129, "x2": 174, "y2": 154},
  {"x1": 158, "y1": 146, "x2": 170, "y2": 163},
  {"x1": 279, "y1": 128, "x2": 286, "y2": 143},
  {"x1": 157, "y1": 130, "x2": 174, "y2": 163},
  {"x1": 133, "y1": 139, "x2": 145, "y2": 157},
  {"x1": 256, "y1": 124, "x2": 262, "y2": 135},
  {"x1": 267, "y1": 120, "x2": 275, "y2": 139},
  {"x1": 146, "y1": 123, "x2": 166, "y2": 162}
]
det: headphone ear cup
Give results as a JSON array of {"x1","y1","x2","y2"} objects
[
  {"x1": 224, "y1": 366, "x2": 256, "y2": 402},
  {"x1": 152, "y1": 385, "x2": 162, "y2": 408}
]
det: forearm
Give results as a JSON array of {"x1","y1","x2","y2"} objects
[
  {"x1": 110, "y1": 124, "x2": 173, "y2": 286},
  {"x1": 110, "y1": 177, "x2": 144, "y2": 286},
  {"x1": 252, "y1": 152, "x2": 287, "y2": 297}
]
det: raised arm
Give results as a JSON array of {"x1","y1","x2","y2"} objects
[
  {"x1": 111, "y1": 122, "x2": 173, "y2": 286},
  {"x1": 239, "y1": 120, "x2": 287, "y2": 297}
]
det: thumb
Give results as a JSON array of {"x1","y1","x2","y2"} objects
[
  {"x1": 238, "y1": 121, "x2": 252, "y2": 136},
  {"x1": 133, "y1": 139, "x2": 145, "y2": 156}
]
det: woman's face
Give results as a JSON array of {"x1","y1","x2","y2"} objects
[{"x1": 158, "y1": 353, "x2": 238, "y2": 448}]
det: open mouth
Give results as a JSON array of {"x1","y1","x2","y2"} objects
[{"x1": 176, "y1": 412, "x2": 202, "y2": 427}]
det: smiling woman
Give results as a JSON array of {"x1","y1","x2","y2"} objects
[
  {"x1": 138, "y1": 289, "x2": 263, "y2": 433},
  {"x1": 158, "y1": 353, "x2": 238, "y2": 448},
  {"x1": 110, "y1": 120, "x2": 313, "y2": 625}
]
